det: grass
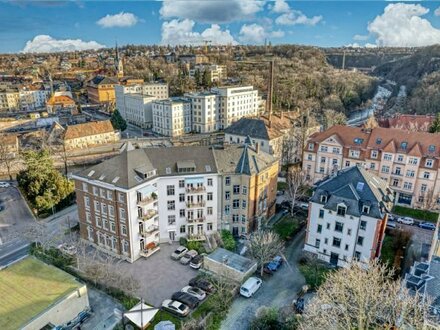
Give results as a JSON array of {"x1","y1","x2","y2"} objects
[
  {"x1": 380, "y1": 235, "x2": 395, "y2": 268},
  {"x1": 0, "y1": 257, "x2": 81, "y2": 330},
  {"x1": 298, "y1": 262, "x2": 333, "y2": 290},
  {"x1": 273, "y1": 215, "x2": 300, "y2": 240},
  {"x1": 393, "y1": 205, "x2": 439, "y2": 222},
  {"x1": 149, "y1": 310, "x2": 182, "y2": 329}
]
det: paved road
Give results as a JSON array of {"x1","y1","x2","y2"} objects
[
  {"x1": 221, "y1": 230, "x2": 306, "y2": 330},
  {"x1": 0, "y1": 238, "x2": 30, "y2": 268}
]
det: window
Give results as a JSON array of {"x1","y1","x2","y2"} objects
[
  {"x1": 85, "y1": 212, "x2": 91, "y2": 223},
  {"x1": 168, "y1": 215, "x2": 176, "y2": 225},
  {"x1": 360, "y1": 220, "x2": 367, "y2": 230},
  {"x1": 320, "y1": 156, "x2": 326, "y2": 163},
  {"x1": 307, "y1": 154, "x2": 312, "y2": 161},
  {"x1": 423, "y1": 172, "x2": 430, "y2": 179},
  {"x1": 354, "y1": 251, "x2": 361, "y2": 259},
  {"x1": 180, "y1": 209, "x2": 185, "y2": 217},
  {"x1": 179, "y1": 193, "x2": 185, "y2": 202},
  {"x1": 225, "y1": 177, "x2": 231, "y2": 185},
  {"x1": 426, "y1": 159, "x2": 434, "y2": 168},
  {"x1": 167, "y1": 185, "x2": 175, "y2": 196},
  {"x1": 421, "y1": 184, "x2": 427, "y2": 193},
  {"x1": 397, "y1": 154, "x2": 404, "y2": 162},
  {"x1": 337, "y1": 205, "x2": 346, "y2": 216},
  {"x1": 320, "y1": 195, "x2": 327, "y2": 203},
  {"x1": 96, "y1": 216, "x2": 102, "y2": 228},
  {"x1": 233, "y1": 199, "x2": 240, "y2": 209},
  {"x1": 101, "y1": 203, "x2": 107, "y2": 215},
  {"x1": 207, "y1": 178, "x2": 213, "y2": 186},
  {"x1": 384, "y1": 154, "x2": 392, "y2": 161},
  {"x1": 242, "y1": 186, "x2": 247, "y2": 195},
  {"x1": 319, "y1": 167, "x2": 325, "y2": 173},
  {"x1": 241, "y1": 215, "x2": 246, "y2": 223},
  {"x1": 103, "y1": 219, "x2": 108, "y2": 231},
  {"x1": 408, "y1": 157, "x2": 418, "y2": 165},
  {"x1": 332, "y1": 147, "x2": 340, "y2": 154},
  {"x1": 224, "y1": 205, "x2": 230, "y2": 215},
  {"x1": 403, "y1": 182, "x2": 413, "y2": 190},
  {"x1": 335, "y1": 222, "x2": 343, "y2": 232},
  {"x1": 349, "y1": 149, "x2": 360, "y2": 158},
  {"x1": 118, "y1": 193, "x2": 125, "y2": 203},
  {"x1": 179, "y1": 180, "x2": 185, "y2": 188},
  {"x1": 225, "y1": 191, "x2": 230, "y2": 200},
  {"x1": 108, "y1": 205, "x2": 114, "y2": 217},
  {"x1": 345, "y1": 161, "x2": 350, "y2": 167},
  {"x1": 119, "y1": 208, "x2": 126, "y2": 220},
  {"x1": 167, "y1": 201, "x2": 175, "y2": 210},
  {"x1": 320, "y1": 146, "x2": 328, "y2": 152},
  {"x1": 208, "y1": 207, "x2": 213, "y2": 215},
  {"x1": 82, "y1": 182, "x2": 88, "y2": 192},
  {"x1": 326, "y1": 223, "x2": 330, "y2": 229},
  {"x1": 371, "y1": 150, "x2": 378, "y2": 159},
  {"x1": 315, "y1": 239, "x2": 321, "y2": 248},
  {"x1": 370, "y1": 163, "x2": 375, "y2": 170},
  {"x1": 207, "y1": 192, "x2": 213, "y2": 201},
  {"x1": 180, "y1": 225, "x2": 186, "y2": 233},
  {"x1": 317, "y1": 224, "x2": 322, "y2": 233},
  {"x1": 319, "y1": 209, "x2": 324, "y2": 218},
  {"x1": 357, "y1": 236, "x2": 364, "y2": 246},
  {"x1": 308, "y1": 143, "x2": 314, "y2": 151},
  {"x1": 110, "y1": 221, "x2": 116, "y2": 233},
  {"x1": 242, "y1": 200, "x2": 247, "y2": 209},
  {"x1": 84, "y1": 196, "x2": 90, "y2": 209},
  {"x1": 93, "y1": 186, "x2": 98, "y2": 196},
  {"x1": 233, "y1": 185, "x2": 240, "y2": 194},
  {"x1": 347, "y1": 229, "x2": 352, "y2": 235},
  {"x1": 94, "y1": 201, "x2": 100, "y2": 213},
  {"x1": 324, "y1": 238, "x2": 328, "y2": 244},
  {"x1": 333, "y1": 237, "x2": 341, "y2": 248},
  {"x1": 406, "y1": 170, "x2": 415, "y2": 178},
  {"x1": 401, "y1": 142, "x2": 408, "y2": 150},
  {"x1": 362, "y1": 206, "x2": 370, "y2": 214},
  {"x1": 107, "y1": 190, "x2": 112, "y2": 200},
  {"x1": 100, "y1": 188, "x2": 106, "y2": 198},
  {"x1": 381, "y1": 165, "x2": 390, "y2": 174},
  {"x1": 232, "y1": 214, "x2": 239, "y2": 223},
  {"x1": 87, "y1": 226, "x2": 93, "y2": 240}
]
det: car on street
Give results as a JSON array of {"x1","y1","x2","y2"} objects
[
  {"x1": 0, "y1": 182, "x2": 10, "y2": 188},
  {"x1": 240, "y1": 277, "x2": 262, "y2": 298},
  {"x1": 171, "y1": 246, "x2": 188, "y2": 260},
  {"x1": 419, "y1": 222, "x2": 436, "y2": 231},
  {"x1": 180, "y1": 250, "x2": 198, "y2": 265},
  {"x1": 161, "y1": 299, "x2": 190, "y2": 317},
  {"x1": 266, "y1": 256, "x2": 283, "y2": 272},
  {"x1": 189, "y1": 277, "x2": 215, "y2": 293},
  {"x1": 397, "y1": 217, "x2": 415, "y2": 225},
  {"x1": 386, "y1": 221, "x2": 397, "y2": 229},
  {"x1": 181, "y1": 285, "x2": 206, "y2": 301},
  {"x1": 388, "y1": 214, "x2": 398, "y2": 222},
  {"x1": 171, "y1": 291, "x2": 200, "y2": 309},
  {"x1": 189, "y1": 255, "x2": 203, "y2": 269}
]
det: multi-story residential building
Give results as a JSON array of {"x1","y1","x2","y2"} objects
[
  {"x1": 214, "y1": 143, "x2": 279, "y2": 236},
  {"x1": 63, "y1": 120, "x2": 119, "y2": 150},
  {"x1": 152, "y1": 98, "x2": 192, "y2": 137},
  {"x1": 73, "y1": 144, "x2": 219, "y2": 262},
  {"x1": 303, "y1": 125, "x2": 440, "y2": 209},
  {"x1": 86, "y1": 76, "x2": 118, "y2": 105},
  {"x1": 19, "y1": 86, "x2": 50, "y2": 110},
  {"x1": 304, "y1": 166, "x2": 394, "y2": 267},
  {"x1": 189, "y1": 64, "x2": 227, "y2": 83},
  {"x1": 184, "y1": 92, "x2": 218, "y2": 133},
  {"x1": 115, "y1": 83, "x2": 169, "y2": 128},
  {"x1": 0, "y1": 88, "x2": 20, "y2": 111}
]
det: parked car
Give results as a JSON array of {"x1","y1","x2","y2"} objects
[
  {"x1": 240, "y1": 277, "x2": 262, "y2": 298},
  {"x1": 161, "y1": 299, "x2": 190, "y2": 317},
  {"x1": 419, "y1": 222, "x2": 436, "y2": 231},
  {"x1": 386, "y1": 221, "x2": 397, "y2": 229},
  {"x1": 388, "y1": 214, "x2": 398, "y2": 222},
  {"x1": 189, "y1": 277, "x2": 215, "y2": 293},
  {"x1": 171, "y1": 291, "x2": 200, "y2": 309},
  {"x1": 266, "y1": 256, "x2": 283, "y2": 272},
  {"x1": 57, "y1": 243, "x2": 77, "y2": 256},
  {"x1": 397, "y1": 217, "x2": 415, "y2": 225},
  {"x1": 171, "y1": 246, "x2": 188, "y2": 260},
  {"x1": 280, "y1": 201, "x2": 292, "y2": 210},
  {"x1": 0, "y1": 182, "x2": 10, "y2": 188},
  {"x1": 189, "y1": 255, "x2": 203, "y2": 269},
  {"x1": 181, "y1": 285, "x2": 206, "y2": 301},
  {"x1": 180, "y1": 250, "x2": 198, "y2": 265}
]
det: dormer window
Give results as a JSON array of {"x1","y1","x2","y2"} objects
[
  {"x1": 362, "y1": 205, "x2": 370, "y2": 214},
  {"x1": 320, "y1": 195, "x2": 327, "y2": 203},
  {"x1": 400, "y1": 142, "x2": 408, "y2": 150},
  {"x1": 376, "y1": 138, "x2": 382, "y2": 145},
  {"x1": 371, "y1": 150, "x2": 378, "y2": 159},
  {"x1": 337, "y1": 204, "x2": 346, "y2": 216},
  {"x1": 308, "y1": 143, "x2": 314, "y2": 151},
  {"x1": 428, "y1": 145, "x2": 436, "y2": 153},
  {"x1": 426, "y1": 159, "x2": 433, "y2": 168}
]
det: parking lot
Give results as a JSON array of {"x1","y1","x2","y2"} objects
[{"x1": 123, "y1": 243, "x2": 198, "y2": 306}]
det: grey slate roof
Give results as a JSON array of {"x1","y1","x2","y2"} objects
[
  {"x1": 310, "y1": 166, "x2": 394, "y2": 219},
  {"x1": 75, "y1": 144, "x2": 218, "y2": 189},
  {"x1": 213, "y1": 144, "x2": 277, "y2": 176},
  {"x1": 207, "y1": 248, "x2": 256, "y2": 273},
  {"x1": 224, "y1": 118, "x2": 270, "y2": 140}
]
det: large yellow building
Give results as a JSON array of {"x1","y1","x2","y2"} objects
[{"x1": 86, "y1": 76, "x2": 118, "y2": 105}]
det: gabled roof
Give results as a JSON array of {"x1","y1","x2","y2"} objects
[
  {"x1": 224, "y1": 118, "x2": 269, "y2": 140},
  {"x1": 64, "y1": 120, "x2": 114, "y2": 140},
  {"x1": 88, "y1": 75, "x2": 118, "y2": 86},
  {"x1": 47, "y1": 95, "x2": 75, "y2": 106}
]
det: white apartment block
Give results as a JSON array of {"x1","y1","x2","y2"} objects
[
  {"x1": 19, "y1": 88, "x2": 50, "y2": 110},
  {"x1": 184, "y1": 92, "x2": 218, "y2": 133},
  {"x1": 189, "y1": 64, "x2": 227, "y2": 82},
  {"x1": 303, "y1": 125, "x2": 440, "y2": 209},
  {"x1": 152, "y1": 98, "x2": 192, "y2": 137},
  {"x1": 73, "y1": 144, "x2": 219, "y2": 263},
  {"x1": 115, "y1": 83, "x2": 168, "y2": 128},
  {"x1": 304, "y1": 166, "x2": 394, "y2": 268}
]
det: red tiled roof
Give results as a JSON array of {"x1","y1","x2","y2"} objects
[{"x1": 64, "y1": 120, "x2": 114, "y2": 140}]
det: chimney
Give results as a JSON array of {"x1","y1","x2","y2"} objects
[{"x1": 256, "y1": 142, "x2": 260, "y2": 154}]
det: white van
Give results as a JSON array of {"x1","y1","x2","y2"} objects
[{"x1": 240, "y1": 277, "x2": 262, "y2": 298}]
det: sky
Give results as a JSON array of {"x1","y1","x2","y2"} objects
[{"x1": 2, "y1": 0, "x2": 440, "y2": 53}]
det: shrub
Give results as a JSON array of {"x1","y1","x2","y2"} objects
[
  {"x1": 187, "y1": 241, "x2": 206, "y2": 254},
  {"x1": 179, "y1": 237, "x2": 188, "y2": 246},
  {"x1": 221, "y1": 230, "x2": 236, "y2": 251}
]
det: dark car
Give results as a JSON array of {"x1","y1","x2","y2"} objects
[
  {"x1": 266, "y1": 256, "x2": 283, "y2": 272},
  {"x1": 189, "y1": 277, "x2": 215, "y2": 293},
  {"x1": 189, "y1": 255, "x2": 203, "y2": 269},
  {"x1": 419, "y1": 222, "x2": 436, "y2": 231},
  {"x1": 171, "y1": 291, "x2": 200, "y2": 309}
]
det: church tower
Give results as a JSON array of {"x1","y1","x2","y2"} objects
[{"x1": 115, "y1": 42, "x2": 124, "y2": 79}]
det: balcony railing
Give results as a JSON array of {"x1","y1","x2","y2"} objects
[
  {"x1": 137, "y1": 194, "x2": 157, "y2": 206},
  {"x1": 186, "y1": 216, "x2": 206, "y2": 223},
  {"x1": 186, "y1": 186, "x2": 206, "y2": 193},
  {"x1": 146, "y1": 224, "x2": 159, "y2": 234},
  {"x1": 391, "y1": 172, "x2": 402, "y2": 177},
  {"x1": 187, "y1": 233, "x2": 206, "y2": 241},
  {"x1": 139, "y1": 209, "x2": 158, "y2": 221},
  {"x1": 186, "y1": 201, "x2": 206, "y2": 208},
  {"x1": 141, "y1": 245, "x2": 160, "y2": 258}
]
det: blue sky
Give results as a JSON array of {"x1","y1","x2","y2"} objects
[{"x1": 2, "y1": 1, "x2": 440, "y2": 53}]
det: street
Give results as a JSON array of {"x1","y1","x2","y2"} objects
[
  {"x1": 221, "y1": 229, "x2": 306, "y2": 330},
  {"x1": 0, "y1": 238, "x2": 29, "y2": 268}
]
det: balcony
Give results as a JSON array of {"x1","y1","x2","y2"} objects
[
  {"x1": 187, "y1": 233, "x2": 206, "y2": 241},
  {"x1": 186, "y1": 186, "x2": 206, "y2": 194},
  {"x1": 186, "y1": 201, "x2": 206, "y2": 208},
  {"x1": 146, "y1": 224, "x2": 159, "y2": 234},
  {"x1": 391, "y1": 172, "x2": 402, "y2": 177},
  {"x1": 137, "y1": 194, "x2": 157, "y2": 206},
  {"x1": 139, "y1": 209, "x2": 158, "y2": 221},
  {"x1": 186, "y1": 216, "x2": 205, "y2": 223},
  {"x1": 141, "y1": 243, "x2": 160, "y2": 258}
]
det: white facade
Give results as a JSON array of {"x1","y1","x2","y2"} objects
[
  {"x1": 152, "y1": 98, "x2": 192, "y2": 137},
  {"x1": 185, "y1": 92, "x2": 218, "y2": 133},
  {"x1": 19, "y1": 88, "x2": 50, "y2": 110},
  {"x1": 304, "y1": 201, "x2": 383, "y2": 267}
]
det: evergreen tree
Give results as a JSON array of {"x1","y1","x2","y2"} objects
[
  {"x1": 110, "y1": 109, "x2": 127, "y2": 132},
  {"x1": 429, "y1": 113, "x2": 440, "y2": 133}
]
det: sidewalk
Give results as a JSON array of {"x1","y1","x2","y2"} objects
[{"x1": 42, "y1": 204, "x2": 78, "y2": 223}]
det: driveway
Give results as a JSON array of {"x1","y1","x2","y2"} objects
[
  {"x1": 123, "y1": 243, "x2": 198, "y2": 306},
  {"x1": 82, "y1": 288, "x2": 123, "y2": 330},
  {"x1": 221, "y1": 229, "x2": 306, "y2": 330}
]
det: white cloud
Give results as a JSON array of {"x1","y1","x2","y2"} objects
[
  {"x1": 345, "y1": 42, "x2": 377, "y2": 48},
  {"x1": 238, "y1": 23, "x2": 284, "y2": 44},
  {"x1": 160, "y1": 0, "x2": 264, "y2": 23},
  {"x1": 272, "y1": 0, "x2": 290, "y2": 14},
  {"x1": 22, "y1": 35, "x2": 105, "y2": 53},
  {"x1": 161, "y1": 19, "x2": 237, "y2": 45},
  {"x1": 276, "y1": 10, "x2": 322, "y2": 26},
  {"x1": 353, "y1": 34, "x2": 369, "y2": 41},
  {"x1": 97, "y1": 12, "x2": 138, "y2": 28},
  {"x1": 435, "y1": 7, "x2": 440, "y2": 16},
  {"x1": 368, "y1": 3, "x2": 440, "y2": 47}
]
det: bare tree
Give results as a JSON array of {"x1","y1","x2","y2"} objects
[
  {"x1": 299, "y1": 260, "x2": 428, "y2": 330},
  {"x1": 419, "y1": 188, "x2": 438, "y2": 211},
  {"x1": 323, "y1": 109, "x2": 347, "y2": 130},
  {"x1": 281, "y1": 131, "x2": 298, "y2": 166},
  {"x1": 293, "y1": 109, "x2": 318, "y2": 162},
  {"x1": 0, "y1": 143, "x2": 17, "y2": 180},
  {"x1": 248, "y1": 230, "x2": 284, "y2": 277},
  {"x1": 286, "y1": 168, "x2": 308, "y2": 216},
  {"x1": 22, "y1": 221, "x2": 59, "y2": 250},
  {"x1": 364, "y1": 116, "x2": 379, "y2": 129}
]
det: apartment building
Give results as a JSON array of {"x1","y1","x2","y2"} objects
[
  {"x1": 184, "y1": 92, "x2": 218, "y2": 133},
  {"x1": 0, "y1": 88, "x2": 20, "y2": 111},
  {"x1": 46, "y1": 95, "x2": 76, "y2": 114},
  {"x1": 303, "y1": 125, "x2": 440, "y2": 209},
  {"x1": 214, "y1": 143, "x2": 279, "y2": 236},
  {"x1": 73, "y1": 144, "x2": 219, "y2": 262},
  {"x1": 304, "y1": 166, "x2": 394, "y2": 267},
  {"x1": 63, "y1": 120, "x2": 119, "y2": 150},
  {"x1": 189, "y1": 64, "x2": 227, "y2": 83},
  {"x1": 115, "y1": 83, "x2": 169, "y2": 128},
  {"x1": 19, "y1": 86, "x2": 50, "y2": 110},
  {"x1": 152, "y1": 98, "x2": 192, "y2": 137}
]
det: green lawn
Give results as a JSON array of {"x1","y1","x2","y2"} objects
[
  {"x1": 273, "y1": 216, "x2": 300, "y2": 240},
  {"x1": 0, "y1": 257, "x2": 81, "y2": 330},
  {"x1": 298, "y1": 263, "x2": 332, "y2": 290},
  {"x1": 149, "y1": 310, "x2": 182, "y2": 329},
  {"x1": 393, "y1": 205, "x2": 439, "y2": 222}
]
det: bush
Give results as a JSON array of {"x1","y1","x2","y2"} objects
[
  {"x1": 187, "y1": 241, "x2": 206, "y2": 254},
  {"x1": 179, "y1": 237, "x2": 188, "y2": 246},
  {"x1": 221, "y1": 230, "x2": 236, "y2": 251},
  {"x1": 393, "y1": 205, "x2": 439, "y2": 222},
  {"x1": 30, "y1": 244, "x2": 74, "y2": 270}
]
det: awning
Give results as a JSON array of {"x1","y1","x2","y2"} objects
[
  {"x1": 124, "y1": 302, "x2": 158, "y2": 330},
  {"x1": 185, "y1": 177, "x2": 204, "y2": 184}
]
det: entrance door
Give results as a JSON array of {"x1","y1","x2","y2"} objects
[
  {"x1": 169, "y1": 231, "x2": 176, "y2": 241},
  {"x1": 330, "y1": 252, "x2": 339, "y2": 266},
  {"x1": 232, "y1": 227, "x2": 239, "y2": 237}
]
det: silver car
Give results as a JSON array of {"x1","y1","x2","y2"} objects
[
  {"x1": 181, "y1": 285, "x2": 206, "y2": 301},
  {"x1": 171, "y1": 246, "x2": 188, "y2": 260},
  {"x1": 180, "y1": 250, "x2": 198, "y2": 265}
]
